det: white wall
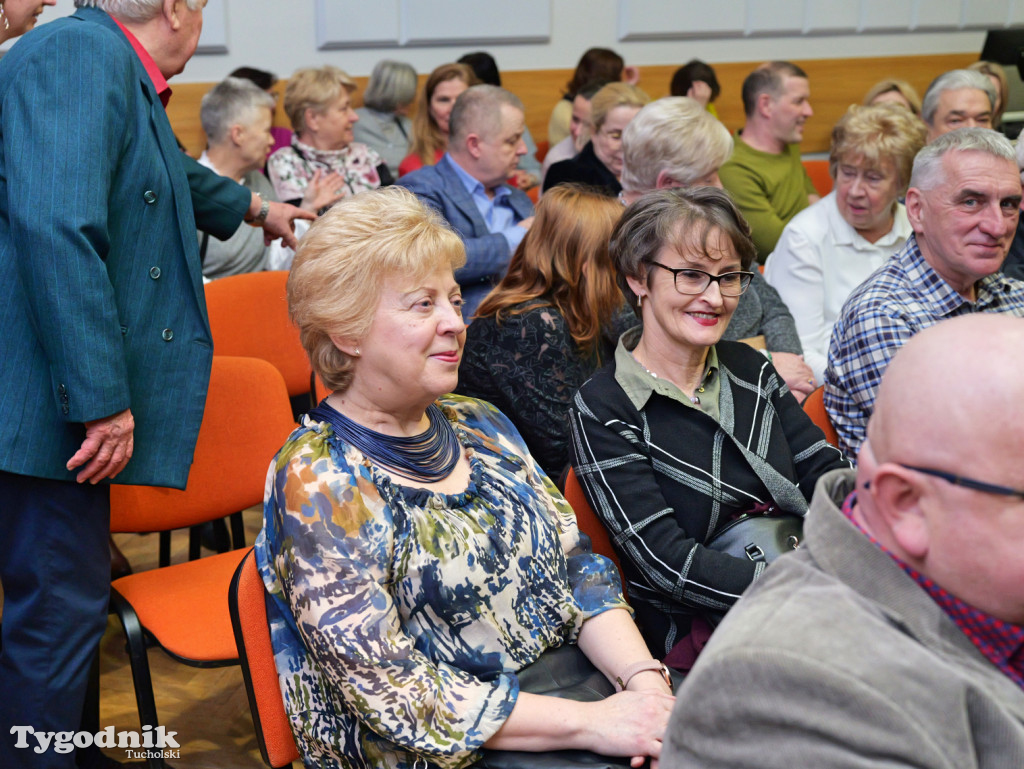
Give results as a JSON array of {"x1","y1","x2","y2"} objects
[{"x1": 31, "y1": 0, "x2": 1018, "y2": 82}]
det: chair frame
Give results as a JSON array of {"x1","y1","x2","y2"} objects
[{"x1": 228, "y1": 548, "x2": 300, "y2": 769}]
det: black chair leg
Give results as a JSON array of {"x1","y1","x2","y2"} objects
[
  {"x1": 229, "y1": 511, "x2": 246, "y2": 551},
  {"x1": 158, "y1": 531, "x2": 171, "y2": 568},
  {"x1": 108, "y1": 589, "x2": 165, "y2": 769}
]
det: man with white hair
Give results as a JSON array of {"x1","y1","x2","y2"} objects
[
  {"x1": 825, "y1": 128, "x2": 1024, "y2": 456},
  {"x1": 0, "y1": 2, "x2": 306, "y2": 766},
  {"x1": 921, "y1": 68, "x2": 997, "y2": 142},
  {"x1": 620, "y1": 96, "x2": 818, "y2": 402},
  {"x1": 663, "y1": 313, "x2": 1024, "y2": 768}
]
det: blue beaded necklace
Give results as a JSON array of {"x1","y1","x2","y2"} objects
[{"x1": 308, "y1": 399, "x2": 460, "y2": 483}]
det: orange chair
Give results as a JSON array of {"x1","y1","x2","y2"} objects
[
  {"x1": 563, "y1": 467, "x2": 625, "y2": 583},
  {"x1": 108, "y1": 356, "x2": 297, "y2": 766},
  {"x1": 802, "y1": 159, "x2": 834, "y2": 197},
  {"x1": 803, "y1": 385, "x2": 840, "y2": 447},
  {"x1": 229, "y1": 549, "x2": 301, "y2": 769},
  {"x1": 204, "y1": 271, "x2": 311, "y2": 400}
]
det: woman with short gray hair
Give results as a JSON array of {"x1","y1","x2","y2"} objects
[
  {"x1": 353, "y1": 59, "x2": 417, "y2": 178},
  {"x1": 765, "y1": 103, "x2": 928, "y2": 381}
]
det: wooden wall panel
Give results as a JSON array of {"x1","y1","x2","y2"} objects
[{"x1": 168, "y1": 52, "x2": 978, "y2": 160}]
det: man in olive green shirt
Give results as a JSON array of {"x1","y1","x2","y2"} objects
[{"x1": 720, "y1": 61, "x2": 819, "y2": 261}]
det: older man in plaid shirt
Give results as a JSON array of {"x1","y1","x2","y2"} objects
[{"x1": 825, "y1": 128, "x2": 1024, "y2": 456}]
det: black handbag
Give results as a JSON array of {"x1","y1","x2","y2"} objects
[
  {"x1": 705, "y1": 512, "x2": 803, "y2": 563},
  {"x1": 477, "y1": 644, "x2": 682, "y2": 769}
]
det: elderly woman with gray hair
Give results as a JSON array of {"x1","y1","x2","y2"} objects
[
  {"x1": 765, "y1": 104, "x2": 928, "y2": 382},
  {"x1": 258, "y1": 186, "x2": 674, "y2": 769},
  {"x1": 353, "y1": 59, "x2": 417, "y2": 178},
  {"x1": 570, "y1": 187, "x2": 850, "y2": 660},
  {"x1": 197, "y1": 77, "x2": 329, "y2": 277}
]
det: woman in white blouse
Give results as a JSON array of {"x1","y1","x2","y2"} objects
[{"x1": 764, "y1": 104, "x2": 927, "y2": 382}]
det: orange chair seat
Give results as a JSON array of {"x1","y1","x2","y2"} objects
[{"x1": 112, "y1": 548, "x2": 248, "y2": 662}]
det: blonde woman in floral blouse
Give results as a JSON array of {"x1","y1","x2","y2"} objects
[
  {"x1": 256, "y1": 187, "x2": 673, "y2": 769},
  {"x1": 268, "y1": 65, "x2": 393, "y2": 212}
]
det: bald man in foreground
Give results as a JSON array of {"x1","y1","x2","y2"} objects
[{"x1": 663, "y1": 313, "x2": 1024, "y2": 768}]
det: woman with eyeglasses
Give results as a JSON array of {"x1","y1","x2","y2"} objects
[
  {"x1": 569, "y1": 187, "x2": 850, "y2": 660},
  {"x1": 543, "y1": 82, "x2": 649, "y2": 197}
]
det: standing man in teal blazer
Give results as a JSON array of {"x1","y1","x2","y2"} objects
[{"x1": 0, "y1": 3, "x2": 307, "y2": 766}]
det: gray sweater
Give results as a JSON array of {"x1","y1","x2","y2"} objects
[{"x1": 723, "y1": 271, "x2": 802, "y2": 354}]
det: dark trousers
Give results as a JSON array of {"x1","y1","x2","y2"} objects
[{"x1": 0, "y1": 471, "x2": 110, "y2": 769}]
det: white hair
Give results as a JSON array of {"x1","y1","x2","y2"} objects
[
  {"x1": 620, "y1": 97, "x2": 733, "y2": 193},
  {"x1": 921, "y1": 69, "x2": 997, "y2": 127},
  {"x1": 909, "y1": 127, "x2": 1015, "y2": 191},
  {"x1": 200, "y1": 78, "x2": 275, "y2": 145},
  {"x1": 74, "y1": 0, "x2": 204, "y2": 23}
]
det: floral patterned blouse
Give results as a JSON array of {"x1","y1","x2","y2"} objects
[
  {"x1": 255, "y1": 395, "x2": 628, "y2": 769},
  {"x1": 266, "y1": 135, "x2": 386, "y2": 206}
]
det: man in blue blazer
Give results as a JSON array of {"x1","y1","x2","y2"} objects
[
  {"x1": 400, "y1": 85, "x2": 535, "y2": 317},
  {"x1": 0, "y1": 3, "x2": 309, "y2": 765}
]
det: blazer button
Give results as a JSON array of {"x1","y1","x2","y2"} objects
[
  {"x1": 58, "y1": 383, "x2": 66, "y2": 395},
  {"x1": 149, "y1": 266, "x2": 161, "y2": 279},
  {"x1": 121, "y1": 325, "x2": 128, "y2": 336},
  {"x1": 162, "y1": 328, "x2": 174, "y2": 342},
  {"x1": 143, "y1": 190, "x2": 157, "y2": 204},
  {"x1": 62, "y1": 404, "x2": 70, "y2": 415}
]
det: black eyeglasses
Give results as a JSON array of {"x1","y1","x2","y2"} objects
[
  {"x1": 898, "y1": 464, "x2": 1024, "y2": 501},
  {"x1": 648, "y1": 262, "x2": 754, "y2": 297}
]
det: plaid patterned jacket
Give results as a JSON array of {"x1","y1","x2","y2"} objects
[
  {"x1": 570, "y1": 336, "x2": 849, "y2": 656},
  {"x1": 824, "y1": 235, "x2": 1024, "y2": 456}
]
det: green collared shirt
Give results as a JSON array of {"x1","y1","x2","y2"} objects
[{"x1": 613, "y1": 327, "x2": 721, "y2": 422}]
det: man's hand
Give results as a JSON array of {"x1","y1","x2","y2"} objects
[
  {"x1": 299, "y1": 169, "x2": 347, "y2": 214},
  {"x1": 66, "y1": 408, "x2": 135, "y2": 484},
  {"x1": 516, "y1": 216, "x2": 535, "y2": 231},
  {"x1": 262, "y1": 201, "x2": 315, "y2": 249},
  {"x1": 770, "y1": 351, "x2": 816, "y2": 403}
]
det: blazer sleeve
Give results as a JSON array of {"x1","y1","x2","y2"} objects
[
  {"x1": 2, "y1": 29, "x2": 133, "y2": 423},
  {"x1": 400, "y1": 170, "x2": 514, "y2": 285},
  {"x1": 569, "y1": 383, "x2": 761, "y2": 615},
  {"x1": 183, "y1": 154, "x2": 250, "y2": 240}
]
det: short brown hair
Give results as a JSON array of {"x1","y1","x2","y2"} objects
[
  {"x1": 287, "y1": 187, "x2": 466, "y2": 393},
  {"x1": 611, "y1": 187, "x2": 756, "y2": 312}
]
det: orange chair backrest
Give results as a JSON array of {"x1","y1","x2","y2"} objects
[
  {"x1": 110, "y1": 356, "x2": 297, "y2": 533},
  {"x1": 802, "y1": 159, "x2": 834, "y2": 197},
  {"x1": 803, "y1": 385, "x2": 840, "y2": 447},
  {"x1": 563, "y1": 467, "x2": 625, "y2": 579},
  {"x1": 229, "y1": 549, "x2": 300, "y2": 769},
  {"x1": 205, "y1": 271, "x2": 312, "y2": 397}
]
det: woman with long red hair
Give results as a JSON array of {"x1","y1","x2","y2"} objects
[{"x1": 458, "y1": 184, "x2": 632, "y2": 477}]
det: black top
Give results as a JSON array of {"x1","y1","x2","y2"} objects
[
  {"x1": 457, "y1": 302, "x2": 635, "y2": 479},
  {"x1": 570, "y1": 336, "x2": 851, "y2": 656},
  {"x1": 542, "y1": 141, "x2": 620, "y2": 197}
]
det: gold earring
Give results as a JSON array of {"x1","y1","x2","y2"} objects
[{"x1": 637, "y1": 295, "x2": 643, "y2": 308}]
